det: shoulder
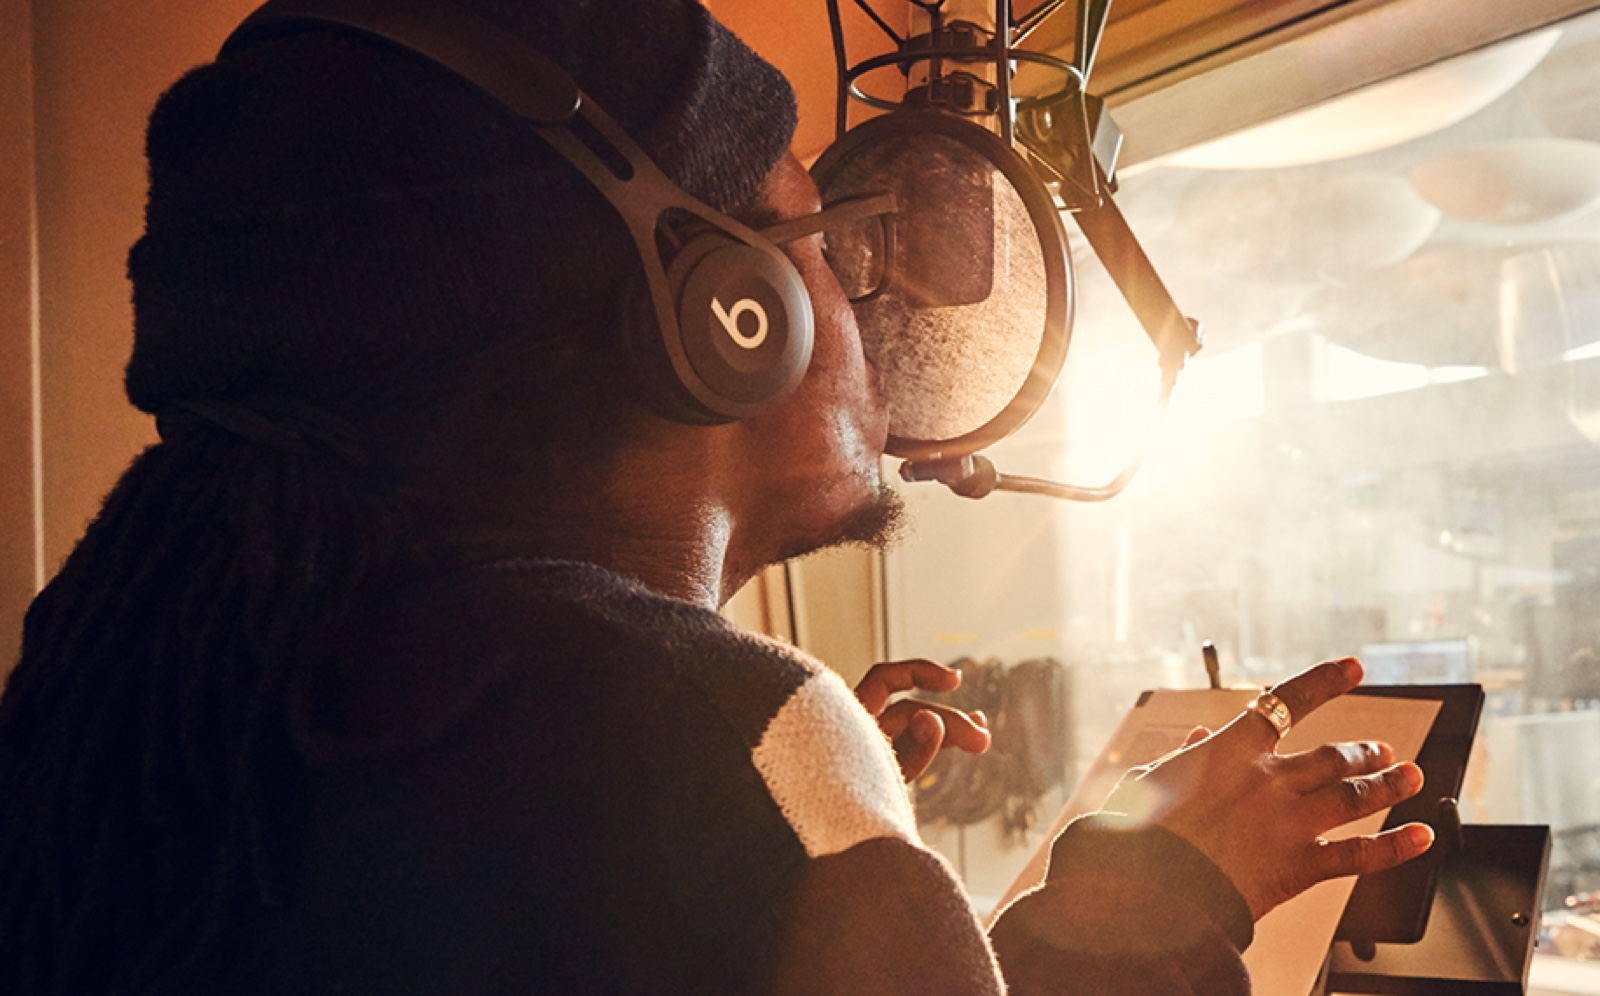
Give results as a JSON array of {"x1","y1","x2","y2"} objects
[
  {"x1": 281, "y1": 558, "x2": 925, "y2": 989},
  {"x1": 342, "y1": 557, "x2": 919, "y2": 854},
  {"x1": 481, "y1": 558, "x2": 922, "y2": 857},
  {"x1": 750, "y1": 658, "x2": 919, "y2": 857}
]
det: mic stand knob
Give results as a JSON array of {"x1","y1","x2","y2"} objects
[{"x1": 899, "y1": 454, "x2": 999, "y2": 499}]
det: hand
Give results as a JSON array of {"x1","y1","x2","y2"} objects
[
  {"x1": 854, "y1": 659, "x2": 992, "y2": 782},
  {"x1": 1102, "y1": 657, "x2": 1434, "y2": 920}
]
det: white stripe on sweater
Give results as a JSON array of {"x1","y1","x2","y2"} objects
[{"x1": 751, "y1": 667, "x2": 920, "y2": 858}]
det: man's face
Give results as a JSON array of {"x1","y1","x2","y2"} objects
[{"x1": 732, "y1": 153, "x2": 904, "y2": 563}]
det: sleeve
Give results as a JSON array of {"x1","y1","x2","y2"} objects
[
  {"x1": 746, "y1": 665, "x2": 1008, "y2": 994},
  {"x1": 754, "y1": 667, "x2": 1251, "y2": 995},
  {"x1": 766, "y1": 815, "x2": 1251, "y2": 996},
  {"x1": 988, "y1": 813, "x2": 1255, "y2": 995},
  {"x1": 773, "y1": 836, "x2": 1006, "y2": 995}
]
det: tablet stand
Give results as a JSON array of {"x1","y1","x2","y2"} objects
[{"x1": 1323, "y1": 823, "x2": 1551, "y2": 995}]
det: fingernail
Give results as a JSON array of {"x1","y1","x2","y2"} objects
[
  {"x1": 971, "y1": 710, "x2": 989, "y2": 728},
  {"x1": 1397, "y1": 764, "x2": 1423, "y2": 792},
  {"x1": 1405, "y1": 823, "x2": 1435, "y2": 854},
  {"x1": 1340, "y1": 657, "x2": 1362, "y2": 682}
]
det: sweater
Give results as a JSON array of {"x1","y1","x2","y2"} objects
[{"x1": 214, "y1": 558, "x2": 1252, "y2": 993}]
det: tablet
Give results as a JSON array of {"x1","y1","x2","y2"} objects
[{"x1": 1334, "y1": 684, "x2": 1486, "y2": 946}]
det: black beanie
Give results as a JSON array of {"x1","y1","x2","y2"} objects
[{"x1": 124, "y1": 0, "x2": 798, "y2": 415}]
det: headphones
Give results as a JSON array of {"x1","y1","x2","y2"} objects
[{"x1": 221, "y1": 0, "x2": 814, "y2": 425}]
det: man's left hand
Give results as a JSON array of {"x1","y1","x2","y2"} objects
[{"x1": 855, "y1": 659, "x2": 992, "y2": 782}]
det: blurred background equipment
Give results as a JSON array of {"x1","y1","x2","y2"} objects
[{"x1": 912, "y1": 656, "x2": 1074, "y2": 844}]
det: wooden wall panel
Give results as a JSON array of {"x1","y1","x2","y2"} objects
[
  {"x1": 0, "y1": 0, "x2": 39, "y2": 677},
  {"x1": 32, "y1": 1, "x2": 259, "y2": 576},
  {"x1": 1, "y1": 1, "x2": 259, "y2": 675}
]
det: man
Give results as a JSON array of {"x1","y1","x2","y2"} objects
[{"x1": 0, "y1": 1, "x2": 1430, "y2": 992}]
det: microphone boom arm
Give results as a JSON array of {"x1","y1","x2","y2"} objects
[
  {"x1": 900, "y1": 452, "x2": 1142, "y2": 502},
  {"x1": 1073, "y1": 161, "x2": 1203, "y2": 380}
]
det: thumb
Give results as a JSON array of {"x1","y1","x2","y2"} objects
[{"x1": 896, "y1": 709, "x2": 945, "y2": 783}]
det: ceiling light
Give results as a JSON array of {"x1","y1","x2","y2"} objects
[{"x1": 1163, "y1": 29, "x2": 1560, "y2": 171}]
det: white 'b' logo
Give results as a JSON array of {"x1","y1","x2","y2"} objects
[{"x1": 711, "y1": 297, "x2": 768, "y2": 350}]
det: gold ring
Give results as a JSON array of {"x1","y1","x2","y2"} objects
[{"x1": 1251, "y1": 692, "x2": 1293, "y2": 739}]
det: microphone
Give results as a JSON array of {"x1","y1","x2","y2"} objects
[{"x1": 888, "y1": 136, "x2": 994, "y2": 310}]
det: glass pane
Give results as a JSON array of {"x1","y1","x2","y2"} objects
[{"x1": 886, "y1": 12, "x2": 1600, "y2": 954}]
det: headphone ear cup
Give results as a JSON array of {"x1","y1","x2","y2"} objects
[
  {"x1": 620, "y1": 271, "x2": 724, "y2": 426},
  {"x1": 623, "y1": 231, "x2": 814, "y2": 424}
]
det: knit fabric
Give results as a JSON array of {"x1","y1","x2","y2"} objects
[
  {"x1": 751, "y1": 666, "x2": 920, "y2": 858},
  {"x1": 202, "y1": 559, "x2": 1253, "y2": 994},
  {"x1": 125, "y1": 0, "x2": 797, "y2": 415}
]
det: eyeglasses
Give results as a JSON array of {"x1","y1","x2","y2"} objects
[{"x1": 759, "y1": 192, "x2": 898, "y2": 303}]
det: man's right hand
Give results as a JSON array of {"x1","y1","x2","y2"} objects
[{"x1": 1102, "y1": 656, "x2": 1434, "y2": 920}]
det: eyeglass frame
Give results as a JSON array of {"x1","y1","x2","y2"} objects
[{"x1": 758, "y1": 192, "x2": 899, "y2": 303}]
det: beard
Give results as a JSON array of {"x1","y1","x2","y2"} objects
[
  {"x1": 829, "y1": 480, "x2": 907, "y2": 551},
  {"x1": 776, "y1": 479, "x2": 908, "y2": 564},
  {"x1": 728, "y1": 478, "x2": 908, "y2": 611}
]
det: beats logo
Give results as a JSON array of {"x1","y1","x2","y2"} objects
[{"x1": 711, "y1": 297, "x2": 768, "y2": 350}]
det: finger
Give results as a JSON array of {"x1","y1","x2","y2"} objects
[
  {"x1": 1273, "y1": 740, "x2": 1395, "y2": 794},
  {"x1": 1303, "y1": 761, "x2": 1424, "y2": 829},
  {"x1": 880, "y1": 700, "x2": 992, "y2": 755},
  {"x1": 1264, "y1": 656, "x2": 1364, "y2": 735},
  {"x1": 855, "y1": 659, "x2": 961, "y2": 714},
  {"x1": 1212, "y1": 659, "x2": 1363, "y2": 751},
  {"x1": 895, "y1": 709, "x2": 945, "y2": 782},
  {"x1": 1302, "y1": 822, "x2": 1435, "y2": 886},
  {"x1": 938, "y1": 706, "x2": 991, "y2": 754}
]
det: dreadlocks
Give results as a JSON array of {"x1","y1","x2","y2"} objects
[{"x1": 0, "y1": 427, "x2": 404, "y2": 994}]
